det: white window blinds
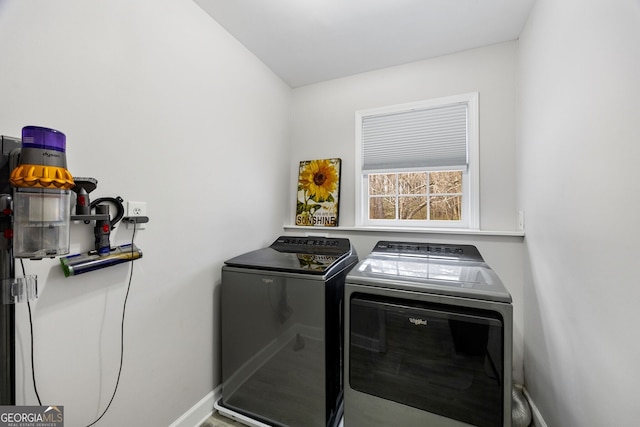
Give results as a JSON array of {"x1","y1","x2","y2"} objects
[{"x1": 361, "y1": 102, "x2": 468, "y2": 172}]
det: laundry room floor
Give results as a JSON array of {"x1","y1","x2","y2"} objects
[
  {"x1": 199, "y1": 411, "x2": 244, "y2": 427},
  {"x1": 199, "y1": 412, "x2": 347, "y2": 427}
]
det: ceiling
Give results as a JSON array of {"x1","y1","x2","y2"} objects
[{"x1": 194, "y1": 0, "x2": 536, "y2": 88}]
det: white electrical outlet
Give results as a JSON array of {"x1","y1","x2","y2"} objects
[
  {"x1": 127, "y1": 201, "x2": 147, "y2": 230},
  {"x1": 518, "y1": 211, "x2": 525, "y2": 231}
]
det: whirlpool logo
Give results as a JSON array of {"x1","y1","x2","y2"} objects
[{"x1": 409, "y1": 317, "x2": 428, "y2": 326}]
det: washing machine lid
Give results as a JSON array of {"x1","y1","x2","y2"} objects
[
  {"x1": 224, "y1": 236, "x2": 357, "y2": 275},
  {"x1": 347, "y1": 241, "x2": 511, "y2": 303}
]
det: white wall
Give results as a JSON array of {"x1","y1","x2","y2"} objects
[
  {"x1": 288, "y1": 41, "x2": 526, "y2": 383},
  {"x1": 0, "y1": 1, "x2": 290, "y2": 426},
  {"x1": 518, "y1": 0, "x2": 640, "y2": 425},
  {"x1": 290, "y1": 41, "x2": 520, "y2": 232}
]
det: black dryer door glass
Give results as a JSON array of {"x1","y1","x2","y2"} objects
[{"x1": 350, "y1": 295, "x2": 504, "y2": 427}]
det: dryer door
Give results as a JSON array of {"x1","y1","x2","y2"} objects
[{"x1": 349, "y1": 295, "x2": 504, "y2": 427}]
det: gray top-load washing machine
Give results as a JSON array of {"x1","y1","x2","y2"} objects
[
  {"x1": 344, "y1": 241, "x2": 513, "y2": 427},
  {"x1": 216, "y1": 236, "x2": 358, "y2": 427}
]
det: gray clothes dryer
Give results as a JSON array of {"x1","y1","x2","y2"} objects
[
  {"x1": 217, "y1": 236, "x2": 358, "y2": 427},
  {"x1": 344, "y1": 241, "x2": 513, "y2": 427}
]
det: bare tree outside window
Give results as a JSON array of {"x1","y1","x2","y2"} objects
[
  {"x1": 368, "y1": 171, "x2": 462, "y2": 221},
  {"x1": 368, "y1": 174, "x2": 396, "y2": 219}
]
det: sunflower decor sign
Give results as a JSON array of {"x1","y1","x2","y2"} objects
[{"x1": 296, "y1": 158, "x2": 341, "y2": 227}]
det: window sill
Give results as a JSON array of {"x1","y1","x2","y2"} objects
[{"x1": 282, "y1": 225, "x2": 524, "y2": 238}]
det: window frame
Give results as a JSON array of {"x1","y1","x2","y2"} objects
[{"x1": 355, "y1": 93, "x2": 480, "y2": 229}]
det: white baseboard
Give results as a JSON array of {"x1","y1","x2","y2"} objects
[
  {"x1": 522, "y1": 387, "x2": 548, "y2": 427},
  {"x1": 169, "y1": 386, "x2": 220, "y2": 427}
]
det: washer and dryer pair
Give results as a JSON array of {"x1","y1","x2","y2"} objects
[{"x1": 217, "y1": 237, "x2": 512, "y2": 427}]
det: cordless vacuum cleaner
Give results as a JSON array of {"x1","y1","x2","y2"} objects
[{"x1": 60, "y1": 178, "x2": 143, "y2": 277}]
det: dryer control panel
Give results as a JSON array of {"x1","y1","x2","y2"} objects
[{"x1": 372, "y1": 241, "x2": 483, "y2": 262}]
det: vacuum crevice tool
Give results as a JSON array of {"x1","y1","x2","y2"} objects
[{"x1": 60, "y1": 244, "x2": 142, "y2": 277}]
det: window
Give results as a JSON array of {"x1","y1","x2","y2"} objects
[{"x1": 355, "y1": 93, "x2": 479, "y2": 229}]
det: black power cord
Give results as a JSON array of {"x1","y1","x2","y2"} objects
[
  {"x1": 22, "y1": 256, "x2": 42, "y2": 406},
  {"x1": 86, "y1": 222, "x2": 137, "y2": 426},
  {"x1": 24, "y1": 222, "x2": 138, "y2": 426},
  {"x1": 26, "y1": 302, "x2": 41, "y2": 404}
]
